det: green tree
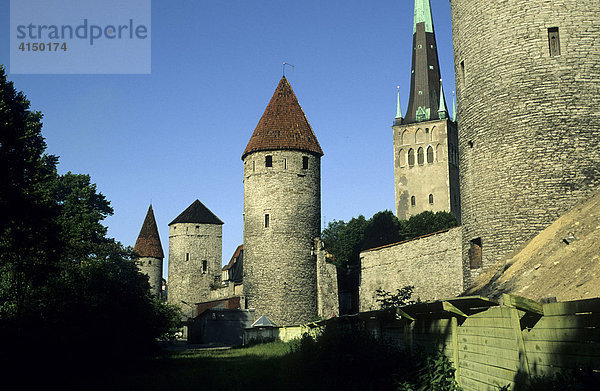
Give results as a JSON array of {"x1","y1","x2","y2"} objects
[
  {"x1": 406, "y1": 211, "x2": 458, "y2": 238},
  {"x1": 322, "y1": 215, "x2": 368, "y2": 267},
  {"x1": 362, "y1": 210, "x2": 402, "y2": 251}
]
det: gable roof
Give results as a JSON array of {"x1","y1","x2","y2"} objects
[
  {"x1": 250, "y1": 315, "x2": 277, "y2": 328},
  {"x1": 134, "y1": 204, "x2": 164, "y2": 258},
  {"x1": 242, "y1": 76, "x2": 323, "y2": 160},
  {"x1": 169, "y1": 199, "x2": 223, "y2": 226}
]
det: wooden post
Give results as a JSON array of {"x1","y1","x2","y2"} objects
[
  {"x1": 509, "y1": 307, "x2": 530, "y2": 376},
  {"x1": 451, "y1": 316, "x2": 461, "y2": 387}
]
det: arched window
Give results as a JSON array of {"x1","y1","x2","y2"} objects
[
  {"x1": 411, "y1": 196, "x2": 416, "y2": 206},
  {"x1": 429, "y1": 194, "x2": 434, "y2": 204},
  {"x1": 436, "y1": 144, "x2": 441, "y2": 162},
  {"x1": 401, "y1": 130, "x2": 410, "y2": 145},
  {"x1": 431, "y1": 126, "x2": 439, "y2": 141},
  {"x1": 408, "y1": 149, "x2": 415, "y2": 167},
  {"x1": 417, "y1": 147, "x2": 424, "y2": 165},
  {"x1": 415, "y1": 128, "x2": 424, "y2": 144},
  {"x1": 427, "y1": 146, "x2": 434, "y2": 164},
  {"x1": 398, "y1": 149, "x2": 406, "y2": 166}
]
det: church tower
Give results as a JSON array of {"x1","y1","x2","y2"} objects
[
  {"x1": 134, "y1": 204, "x2": 164, "y2": 298},
  {"x1": 393, "y1": 0, "x2": 460, "y2": 221},
  {"x1": 242, "y1": 76, "x2": 323, "y2": 326},
  {"x1": 167, "y1": 200, "x2": 223, "y2": 308}
]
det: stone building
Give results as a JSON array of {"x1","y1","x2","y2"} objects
[
  {"x1": 133, "y1": 204, "x2": 164, "y2": 297},
  {"x1": 393, "y1": 0, "x2": 460, "y2": 222},
  {"x1": 242, "y1": 76, "x2": 324, "y2": 326},
  {"x1": 167, "y1": 199, "x2": 223, "y2": 309},
  {"x1": 450, "y1": 0, "x2": 600, "y2": 284}
]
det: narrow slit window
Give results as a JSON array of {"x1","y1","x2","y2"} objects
[
  {"x1": 264, "y1": 214, "x2": 270, "y2": 228},
  {"x1": 469, "y1": 238, "x2": 483, "y2": 269},
  {"x1": 429, "y1": 194, "x2": 434, "y2": 204},
  {"x1": 265, "y1": 155, "x2": 273, "y2": 167},
  {"x1": 185, "y1": 253, "x2": 190, "y2": 262},
  {"x1": 284, "y1": 158, "x2": 287, "y2": 170},
  {"x1": 460, "y1": 61, "x2": 465, "y2": 82},
  {"x1": 411, "y1": 196, "x2": 416, "y2": 206},
  {"x1": 302, "y1": 156, "x2": 309, "y2": 170},
  {"x1": 202, "y1": 260, "x2": 207, "y2": 274},
  {"x1": 548, "y1": 27, "x2": 560, "y2": 57}
]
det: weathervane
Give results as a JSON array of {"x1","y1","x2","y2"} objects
[{"x1": 282, "y1": 61, "x2": 295, "y2": 77}]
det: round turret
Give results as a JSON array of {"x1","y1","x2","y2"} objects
[
  {"x1": 450, "y1": 0, "x2": 600, "y2": 283},
  {"x1": 242, "y1": 77, "x2": 323, "y2": 325},
  {"x1": 134, "y1": 205, "x2": 164, "y2": 298},
  {"x1": 167, "y1": 200, "x2": 223, "y2": 308}
]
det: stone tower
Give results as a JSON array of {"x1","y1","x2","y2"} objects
[
  {"x1": 450, "y1": 0, "x2": 600, "y2": 284},
  {"x1": 167, "y1": 200, "x2": 223, "y2": 308},
  {"x1": 242, "y1": 76, "x2": 323, "y2": 326},
  {"x1": 134, "y1": 204, "x2": 164, "y2": 297},
  {"x1": 393, "y1": 0, "x2": 460, "y2": 221}
]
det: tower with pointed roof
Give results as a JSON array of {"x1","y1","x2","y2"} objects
[
  {"x1": 392, "y1": 0, "x2": 460, "y2": 221},
  {"x1": 242, "y1": 76, "x2": 323, "y2": 326},
  {"x1": 134, "y1": 204, "x2": 164, "y2": 297},
  {"x1": 167, "y1": 199, "x2": 224, "y2": 308}
]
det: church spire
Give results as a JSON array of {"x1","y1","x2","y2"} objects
[
  {"x1": 403, "y1": 0, "x2": 444, "y2": 124},
  {"x1": 438, "y1": 79, "x2": 447, "y2": 119},
  {"x1": 395, "y1": 86, "x2": 403, "y2": 123}
]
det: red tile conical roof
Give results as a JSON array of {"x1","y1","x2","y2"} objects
[
  {"x1": 242, "y1": 77, "x2": 323, "y2": 159},
  {"x1": 134, "y1": 204, "x2": 164, "y2": 259}
]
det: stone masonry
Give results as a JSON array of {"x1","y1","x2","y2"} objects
[
  {"x1": 450, "y1": 0, "x2": 600, "y2": 286},
  {"x1": 359, "y1": 226, "x2": 463, "y2": 311},
  {"x1": 243, "y1": 150, "x2": 321, "y2": 325}
]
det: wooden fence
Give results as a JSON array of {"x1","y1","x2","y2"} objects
[{"x1": 356, "y1": 295, "x2": 600, "y2": 390}]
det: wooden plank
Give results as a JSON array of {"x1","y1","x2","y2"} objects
[
  {"x1": 526, "y1": 313, "x2": 600, "y2": 329},
  {"x1": 523, "y1": 339, "x2": 600, "y2": 356},
  {"x1": 395, "y1": 308, "x2": 414, "y2": 321},
  {"x1": 458, "y1": 326, "x2": 515, "y2": 339},
  {"x1": 459, "y1": 349, "x2": 521, "y2": 371},
  {"x1": 523, "y1": 326, "x2": 600, "y2": 343},
  {"x1": 510, "y1": 307, "x2": 531, "y2": 375},
  {"x1": 458, "y1": 341, "x2": 519, "y2": 361},
  {"x1": 458, "y1": 333, "x2": 517, "y2": 349},
  {"x1": 502, "y1": 294, "x2": 543, "y2": 315},
  {"x1": 460, "y1": 359, "x2": 519, "y2": 383},
  {"x1": 543, "y1": 298, "x2": 600, "y2": 316},
  {"x1": 463, "y1": 306, "x2": 516, "y2": 319},
  {"x1": 451, "y1": 317, "x2": 461, "y2": 388},
  {"x1": 526, "y1": 351, "x2": 600, "y2": 369},
  {"x1": 460, "y1": 367, "x2": 516, "y2": 390},
  {"x1": 460, "y1": 374, "x2": 510, "y2": 391},
  {"x1": 461, "y1": 316, "x2": 514, "y2": 329},
  {"x1": 443, "y1": 301, "x2": 469, "y2": 318}
]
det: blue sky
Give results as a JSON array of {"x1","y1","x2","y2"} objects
[{"x1": 1, "y1": 0, "x2": 455, "y2": 278}]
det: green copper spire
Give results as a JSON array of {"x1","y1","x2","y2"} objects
[
  {"x1": 413, "y1": 0, "x2": 434, "y2": 34},
  {"x1": 452, "y1": 91, "x2": 456, "y2": 122},
  {"x1": 438, "y1": 79, "x2": 447, "y2": 119},
  {"x1": 396, "y1": 86, "x2": 403, "y2": 119}
]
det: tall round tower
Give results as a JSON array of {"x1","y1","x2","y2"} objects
[
  {"x1": 134, "y1": 204, "x2": 164, "y2": 298},
  {"x1": 450, "y1": 0, "x2": 600, "y2": 283},
  {"x1": 242, "y1": 76, "x2": 323, "y2": 326},
  {"x1": 167, "y1": 200, "x2": 223, "y2": 309}
]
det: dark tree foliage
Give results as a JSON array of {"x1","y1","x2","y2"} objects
[
  {"x1": 0, "y1": 67, "x2": 181, "y2": 375},
  {"x1": 376, "y1": 286, "x2": 417, "y2": 309},
  {"x1": 405, "y1": 211, "x2": 458, "y2": 239},
  {"x1": 362, "y1": 210, "x2": 402, "y2": 251}
]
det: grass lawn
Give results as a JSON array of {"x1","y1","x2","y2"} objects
[{"x1": 108, "y1": 341, "x2": 305, "y2": 391}]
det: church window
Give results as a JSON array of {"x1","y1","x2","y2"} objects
[
  {"x1": 429, "y1": 194, "x2": 434, "y2": 204},
  {"x1": 417, "y1": 147, "x2": 424, "y2": 165},
  {"x1": 265, "y1": 155, "x2": 272, "y2": 167},
  {"x1": 415, "y1": 129, "x2": 424, "y2": 143},
  {"x1": 264, "y1": 214, "x2": 270, "y2": 228},
  {"x1": 302, "y1": 156, "x2": 309, "y2": 169},
  {"x1": 398, "y1": 149, "x2": 406, "y2": 166},
  {"x1": 427, "y1": 146, "x2": 434, "y2": 164},
  {"x1": 411, "y1": 196, "x2": 416, "y2": 206},
  {"x1": 202, "y1": 260, "x2": 207, "y2": 274},
  {"x1": 431, "y1": 126, "x2": 438, "y2": 141},
  {"x1": 469, "y1": 238, "x2": 483, "y2": 269},
  {"x1": 401, "y1": 130, "x2": 409, "y2": 145},
  {"x1": 548, "y1": 27, "x2": 560, "y2": 56},
  {"x1": 408, "y1": 149, "x2": 415, "y2": 167}
]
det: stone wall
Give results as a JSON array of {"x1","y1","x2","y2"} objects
[
  {"x1": 243, "y1": 150, "x2": 321, "y2": 326},
  {"x1": 359, "y1": 227, "x2": 463, "y2": 311},
  {"x1": 167, "y1": 222, "x2": 222, "y2": 308},
  {"x1": 450, "y1": 0, "x2": 600, "y2": 285},
  {"x1": 393, "y1": 118, "x2": 461, "y2": 221},
  {"x1": 315, "y1": 238, "x2": 339, "y2": 319},
  {"x1": 136, "y1": 256, "x2": 162, "y2": 298}
]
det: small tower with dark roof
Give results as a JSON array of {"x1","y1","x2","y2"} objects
[
  {"x1": 392, "y1": 0, "x2": 460, "y2": 221},
  {"x1": 242, "y1": 76, "x2": 323, "y2": 326},
  {"x1": 134, "y1": 204, "x2": 164, "y2": 297},
  {"x1": 167, "y1": 199, "x2": 224, "y2": 308}
]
